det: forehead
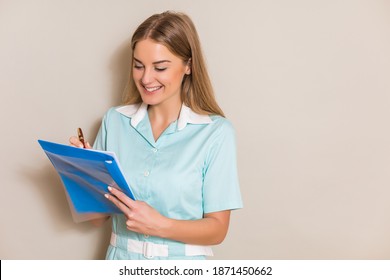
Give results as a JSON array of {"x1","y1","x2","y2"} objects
[{"x1": 133, "y1": 39, "x2": 180, "y2": 62}]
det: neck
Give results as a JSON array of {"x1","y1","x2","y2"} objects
[
  {"x1": 147, "y1": 101, "x2": 182, "y2": 141},
  {"x1": 148, "y1": 101, "x2": 182, "y2": 125}
]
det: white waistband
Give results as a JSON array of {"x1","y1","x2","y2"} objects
[{"x1": 110, "y1": 232, "x2": 213, "y2": 259}]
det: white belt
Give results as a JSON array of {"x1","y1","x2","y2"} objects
[{"x1": 110, "y1": 232, "x2": 213, "y2": 259}]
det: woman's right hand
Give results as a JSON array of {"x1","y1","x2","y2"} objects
[{"x1": 69, "y1": 136, "x2": 92, "y2": 149}]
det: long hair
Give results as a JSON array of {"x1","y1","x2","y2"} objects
[{"x1": 122, "y1": 11, "x2": 225, "y2": 117}]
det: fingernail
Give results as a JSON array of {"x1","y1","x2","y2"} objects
[
  {"x1": 108, "y1": 186, "x2": 112, "y2": 191},
  {"x1": 104, "y1": 194, "x2": 109, "y2": 199}
]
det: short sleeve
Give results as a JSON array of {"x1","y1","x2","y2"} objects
[{"x1": 202, "y1": 119, "x2": 243, "y2": 213}]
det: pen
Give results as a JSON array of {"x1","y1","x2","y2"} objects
[{"x1": 77, "y1": 127, "x2": 86, "y2": 148}]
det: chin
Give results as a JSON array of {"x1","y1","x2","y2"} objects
[{"x1": 140, "y1": 96, "x2": 162, "y2": 106}]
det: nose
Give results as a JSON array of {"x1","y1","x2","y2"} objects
[{"x1": 141, "y1": 68, "x2": 154, "y2": 85}]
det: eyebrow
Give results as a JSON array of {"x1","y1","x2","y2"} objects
[{"x1": 133, "y1": 57, "x2": 172, "y2": 65}]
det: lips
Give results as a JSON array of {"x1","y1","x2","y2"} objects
[{"x1": 144, "y1": 85, "x2": 163, "y2": 93}]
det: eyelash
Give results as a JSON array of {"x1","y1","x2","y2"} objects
[{"x1": 133, "y1": 65, "x2": 167, "y2": 72}]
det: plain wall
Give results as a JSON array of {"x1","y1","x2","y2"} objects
[{"x1": 1, "y1": 0, "x2": 390, "y2": 259}]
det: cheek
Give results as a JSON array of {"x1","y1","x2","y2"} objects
[
  {"x1": 157, "y1": 74, "x2": 171, "y2": 85},
  {"x1": 132, "y1": 70, "x2": 142, "y2": 81},
  {"x1": 164, "y1": 71, "x2": 185, "y2": 86}
]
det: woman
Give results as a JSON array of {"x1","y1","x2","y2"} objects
[{"x1": 70, "y1": 11, "x2": 242, "y2": 260}]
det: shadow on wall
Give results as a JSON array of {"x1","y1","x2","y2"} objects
[
  {"x1": 87, "y1": 37, "x2": 134, "y2": 141},
  {"x1": 108, "y1": 37, "x2": 133, "y2": 106}
]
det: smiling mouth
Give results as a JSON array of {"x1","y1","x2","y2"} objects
[{"x1": 144, "y1": 86, "x2": 163, "y2": 93}]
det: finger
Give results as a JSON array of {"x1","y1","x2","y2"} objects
[
  {"x1": 104, "y1": 192, "x2": 131, "y2": 216},
  {"x1": 108, "y1": 186, "x2": 135, "y2": 209},
  {"x1": 69, "y1": 136, "x2": 84, "y2": 148},
  {"x1": 126, "y1": 221, "x2": 140, "y2": 233},
  {"x1": 85, "y1": 141, "x2": 92, "y2": 149},
  {"x1": 126, "y1": 220, "x2": 136, "y2": 229}
]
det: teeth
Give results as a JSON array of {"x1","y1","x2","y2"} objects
[{"x1": 145, "y1": 86, "x2": 161, "y2": 92}]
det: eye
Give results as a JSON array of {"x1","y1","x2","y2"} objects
[
  {"x1": 155, "y1": 67, "x2": 167, "y2": 72},
  {"x1": 133, "y1": 63, "x2": 144, "y2": 69}
]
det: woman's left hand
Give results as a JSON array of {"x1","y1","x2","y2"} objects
[{"x1": 105, "y1": 187, "x2": 168, "y2": 237}]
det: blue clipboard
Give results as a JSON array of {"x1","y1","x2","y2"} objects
[{"x1": 38, "y1": 140, "x2": 135, "y2": 214}]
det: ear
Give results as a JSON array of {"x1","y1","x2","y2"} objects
[{"x1": 185, "y1": 58, "x2": 192, "y2": 75}]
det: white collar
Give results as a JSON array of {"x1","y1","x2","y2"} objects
[{"x1": 115, "y1": 103, "x2": 212, "y2": 131}]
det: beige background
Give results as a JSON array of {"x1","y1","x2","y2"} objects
[{"x1": 1, "y1": 0, "x2": 390, "y2": 259}]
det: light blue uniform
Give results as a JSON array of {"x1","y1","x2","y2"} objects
[{"x1": 93, "y1": 103, "x2": 243, "y2": 259}]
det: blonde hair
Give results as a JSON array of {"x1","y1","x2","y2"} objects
[{"x1": 122, "y1": 11, "x2": 225, "y2": 117}]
